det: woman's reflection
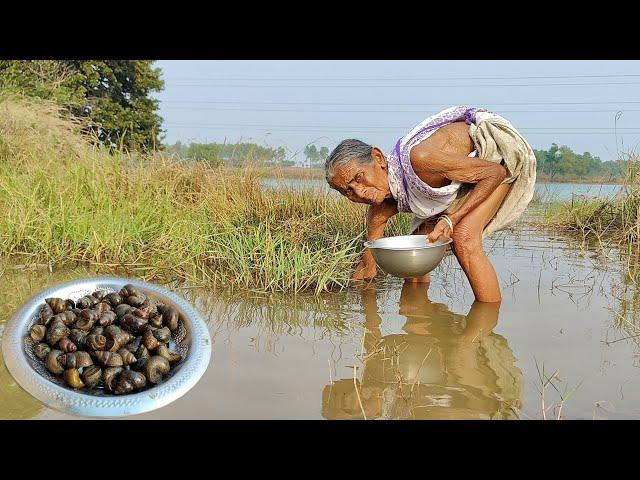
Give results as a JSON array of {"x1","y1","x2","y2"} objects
[{"x1": 322, "y1": 283, "x2": 523, "y2": 419}]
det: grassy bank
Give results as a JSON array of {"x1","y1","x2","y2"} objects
[
  {"x1": 542, "y1": 156, "x2": 640, "y2": 249},
  {"x1": 0, "y1": 97, "x2": 409, "y2": 293}
]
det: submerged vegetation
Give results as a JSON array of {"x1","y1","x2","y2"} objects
[{"x1": 0, "y1": 97, "x2": 410, "y2": 293}]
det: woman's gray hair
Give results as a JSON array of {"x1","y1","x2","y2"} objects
[{"x1": 324, "y1": 139, "x2": 375, "y2": 188}]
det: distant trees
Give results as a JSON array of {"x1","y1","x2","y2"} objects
[
  {"x1": 0, "y1": 60, "x2": 164, "y2": 150},
  {"x1": 303, "y1": 144, "x2": 329, "y2": 168},
  {"x1": 166, "y1": 141, "x2": 287, "y2": 167},
  {"x1": 534, "y1": 144, "x2": 624, "y2": 181}
]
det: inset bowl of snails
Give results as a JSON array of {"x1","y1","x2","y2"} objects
[{"x1": 1, "y1": 277, "x2": 212, "y2": 417}]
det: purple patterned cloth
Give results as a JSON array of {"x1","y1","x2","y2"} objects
[{"x1": 387, "y1": 106, "x2": 486, "y2": 213}]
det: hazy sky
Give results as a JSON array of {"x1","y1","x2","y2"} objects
[{"x1": 154, "y1": 60, "x2": 640, "y2": 163}]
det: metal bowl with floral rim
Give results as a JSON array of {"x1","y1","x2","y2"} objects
[{"x1": 1, "y1": 276, "x2": 212, "y2": 417}]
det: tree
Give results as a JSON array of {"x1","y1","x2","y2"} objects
[{"x1": 0, "y1": 60, "x2": 164, "y2": 150}]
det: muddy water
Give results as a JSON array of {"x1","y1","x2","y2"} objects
[{"x1": 1, "y1": 225, "x2": 640, "y2": 419}]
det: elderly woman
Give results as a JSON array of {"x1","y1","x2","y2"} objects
[{"x1": 324, "y1": 106, "x2": 537, "y2": 303}]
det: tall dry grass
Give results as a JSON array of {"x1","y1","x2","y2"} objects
[{"x1": 0, "y1": 96, "x2": 410, "y2": 293}]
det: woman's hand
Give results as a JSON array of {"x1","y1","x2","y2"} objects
[
  {"x1": 427, "y1": 218, "x2": 454, "y2": 243},
  {"x1": 353, "y1": 253, "x2": 378, "y2": 280}
]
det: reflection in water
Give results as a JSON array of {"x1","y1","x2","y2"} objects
[{"x1": 322, "y1": 283, "x2": 524, "y2": 419}]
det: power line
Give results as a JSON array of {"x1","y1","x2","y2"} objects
[
  {"x1": 163, "y1": 74, "x2": 640, "y2": 81},
  {"x1": 166, "y1": 122, "x2": 640, "y2": 130},
  {"x1": 163, "y1": 106, "x2": 640, "y2": 114},
  {"x1": 160, "y1": 100, "x2": 640, "y2": 106},
  {"x1": 164, "y1": 82, "x2": 640, "y2": 88}
]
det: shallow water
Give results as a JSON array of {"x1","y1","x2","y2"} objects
[
  {"x1": 2, "y1": 223, "x2": 640, "y2": 420},
  {"x1": 262, "y1": 178, "x2": 623, "y2": 201}
]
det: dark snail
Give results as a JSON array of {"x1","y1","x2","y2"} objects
[
  {"x1": 60, "y1": 351, "x2": 93, "y2": 369},
  {"x1": 114, "y1": 370, "x2": 147, "y2": 395},
  {"x1": 39, "y1": 303, "x2": 54, "y2": 325},
  {"x1": 58, "y1": 337, "x2": 78, "y2": 353},
  {"x1": 90, "y1": 325, "x2": 104, "y2": 336},
  {"x1": 104, "y1": 292, "x2": 123, "y2": 307},
  {"x1": 45, "y1": 298, "x2": 74, "y2": 314},
  {"x1": 82, "y1": 365, "x2": 102, "y2": 389},
  {"x1": 157, "y1": 305, "x2": 180, "y2": 331},
  {"x1": 104, "y1": 326, "x2": 133, "y2": 352},
  {"x1": 102, "y1": 367, "x2": 123, "y2": 392},
  {"x1": 120, "y1": 313, "x2": 148, "y2": 334},
  {"x1": 76, "y1": 295, "x2": 98, "y2": 310},
  {"x1": 117, "y1": 348, "x2": 137, "y2": 366},
  {"x1": 114, "y1": 304, "x2": 134, "y2": 318},
  {"x1": 84, "y1": 334, "x2": 107, "y2": 351},
  {"x1": 92, "y1": 351, "x2": 123, "y2": 367},
  {"x1": 124, "y1": 336, "x2": 142, "y2": 353},
  {"x1": 144, "y1": 356, "x2": 170, "y2": 384},
  {"x1": 69, "y1": 329, "x2": 87, "y2": 348},
  {"x1": 148, "y1": 315, "x2": 163, "y2": 328},
  {"x1": 29, "y1": 324, "x2": 47, "y2": 342},
  {"x1": 156, "y1": 345, "x2": 181, "y2": 363},
  {"x1": 91, "y1": 291, "x2": 105, "y2": 301},
  {"x1": 34, "y1": 342, "x2": 51, "y2": 360},
  {"x1": 45, "y1": 349, "x2": 64, "y2": 375},
  {"x1": 142, "y1": 329, "x2": 160, "y2": 351},
  {"x1": 98, "y1": 311, "x2": 117, "y2": 327},
  {"x1": 45, "y1": 319, "x2": 70, "y2": 347},
  {"x1": 52, "y1": 311, "x2": 77, "y2": 326}
]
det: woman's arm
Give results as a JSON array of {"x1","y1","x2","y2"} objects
[
  {"x1": 410, "y1": 145, "x2": 507, "y2": 240},
  {"x1": 353, "y1": 199, "x2": 398, "y2": 280}
]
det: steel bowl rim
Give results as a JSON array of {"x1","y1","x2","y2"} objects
[
  {"x1": 1, "y1": 276, "x2": 212, "y2": 418},
  {"x1": 364, "y1": 235, "x2": 453, "y2": 251}
]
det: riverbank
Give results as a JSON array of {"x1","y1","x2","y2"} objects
[{"x1": 0, "y1": 97, "x2": 414, "y2": 293}]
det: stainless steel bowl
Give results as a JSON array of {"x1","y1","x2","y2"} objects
[
  {"x1": 364, "y1": 235, "x2": 452, "y2": 278},
  {"x1": 1, "y1": 276, "x2": 212, "y2": 418}
]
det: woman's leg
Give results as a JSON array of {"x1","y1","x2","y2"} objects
[
  {"x1": 405, "y1": 220, "x2": 436, "y2": 284},
  {"x1": 451, "y1": 183, "x2": 512, "y2": 303}
]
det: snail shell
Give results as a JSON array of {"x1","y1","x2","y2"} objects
[
  {"x1": 92, "y1": 351, "x2": 123, "y2": 367},
  {"x1": 144, "y1": 356, "x2": 170, "y2": 384},
  {"x1": 51, "y1": 311, "x2": 77, "y2": 326},
  {"x1": 156, "y1": 344, "x2": 181, "y2": 363},
  {"x1": 34, "y1": 342, "x2": 51, "y2": 360},
  {"x1": 114, "y1": 370, "x2": 147, "y2": 395},
  {"x1": 75, "y1": 309, "x2": 100, "y2": 331},
  {"x1": 104, "y1": 292, "x2": 123, "y2": 307},
  {"x1": 157, "y1": 305, "x2": 179, "y2": 331},
  {"x1": 91, "y1": 290, "x2": 105, "y2": 301},
  {"x1": 124, "y1": 336, "x2": 142, "y2": 353},
  {"x1": 85, "y1": 334, "x2": 107, "y2": 351},
  {"x1": 104, "y1": 326, "x2": 133, "y2": 352},
  {"x1": 90, "y1": 325, "x2": 104, "y2": 336},
  {"x1": 102, "y1": 367, "x2": 123, "y2": 392},
  {"x1": 153, "y1": 327, "x2": 171, "y2": 344},
  {"x1": 63, "y1": 368, "x2": 85, "y2": 389},
  {"x1": 45, "y1": 319, "x2": 70, "y2": 347},
  {"x1": 29, "y1": 324, "x2": 47, "y2": 342},
  {"x1": 69, "y1": 329, "x2": 87, "y2": 348},
  {"x1": 114, "y1": 304, "x2": 134, "y2": 318},
  {"x1": 45, "y1": 349, "x2": 64, "y2": 375},
  {"x1": 58, "y1": 337, "x2": 77, "y2": 353},
  {"x1": 82, "y1": 365, "x2": 102, "y2": 389},
  {"x1": 148, "y1": 314, "x2": 163, "y2": 328},
  {"x1": 98, "y1": 311, "x2": 117, "y2": 327},
  {"x1": 117, "y1": 348, "x2": 137, "y2": 366},
  {"x1": 60, "y1": 351, "x2": 93, "y2": 369},
  {"x1": 119, "y1": 284, "x2": 141, "y2": 297},
  {"x1": 142, "y1": 330, "x2": 160, "y2": 351},
  {"x1": 95, "y1": 301, "x2": 113, "y2": 313},
  {"x1": 125, "y1": 294, "x2": 146, "y2": 308},
  {"x1": 39, "y1": 303, "x2": 54, "y2": 325},
  {"x1": 45, "y1": 298, "x2": 74, "y2": 314},
  {"x1": 76, "y1": 295, "x2": 98, "y2": 310},
  {"x1": 120, "y1": 313, "x2": 148, "y2": 334}
]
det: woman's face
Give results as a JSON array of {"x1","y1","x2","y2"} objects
[{"x1": 329, "y1": 148, "x2": 392, "y2": 205}]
